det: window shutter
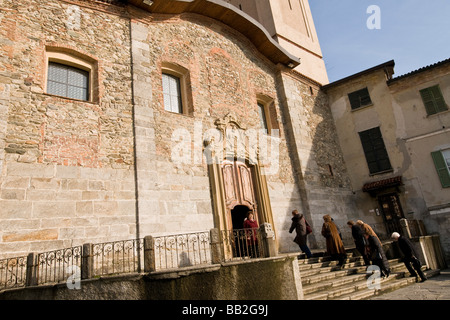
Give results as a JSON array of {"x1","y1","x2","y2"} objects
[
  {"x1": 430, "y1": 86, "x2": 447, "y2": 113},
  {"x1": 359, "y1": 127, "x2": 392, "y2": 174},
  {"x1": 420, "y1": 86, "x2": 448, "y2": 115},
  {"x1": 348, "y1": 88, "x2": 372, "y2": 110},
  {"x1": 431, "y1": 151, "x2": 450, "y2": 188}
]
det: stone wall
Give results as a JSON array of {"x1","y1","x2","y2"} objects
[
  {"x1": 275, "y1": 72, "x2": 358, "y2": 250},
  {"x1": 129, "y1": 11, "x2": 301, "y2": 242},
  {"x1": 0, "y1": 0, "x2": 359, "y2": 259},
  {"x1": 0, "y1": 0, "x2": 136, "y2": 257},
  {"x1": 0, "y1": 255, "x2": 302, "y2": 300}
]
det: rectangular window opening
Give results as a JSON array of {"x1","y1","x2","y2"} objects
[
  {"x1": 162, "y1": 73, "x2": 183, "y2": 114},
  {"x1": 348, "y1": 88, "x2": 372, "y2": 110},
  {"x1": 359, "y1": 127, "x2": 392, "y2": 175}
]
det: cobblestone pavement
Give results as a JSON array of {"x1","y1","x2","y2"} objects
[{"x1": 369, "y1": 269, "x2": 450, "y2": 300}]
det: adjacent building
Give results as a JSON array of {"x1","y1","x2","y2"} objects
[{"x1": 324, "y1": 58, "x2": 450, "y2": 261}]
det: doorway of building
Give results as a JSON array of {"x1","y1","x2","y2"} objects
[
  {"x1": 231, "y1": 205, "x2": 251, "y2": 230},
  {"x1": 378, "y1": 193, "x2": 405, "y2": 236}
]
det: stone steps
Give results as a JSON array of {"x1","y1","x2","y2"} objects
[{"x1": 299, "y1": 251, "x2": 440, "y2": 300}]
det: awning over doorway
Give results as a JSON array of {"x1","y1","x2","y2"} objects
[{"x1": 362, "y1": 176, "x2": 403, "y2": 194}]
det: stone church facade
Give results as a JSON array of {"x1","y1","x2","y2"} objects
[{"x1": 0, "y1": 0, "x2": 357, "y2": 259}]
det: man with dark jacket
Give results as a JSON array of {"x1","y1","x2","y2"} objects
[
  {"x1": 365, "y1": 233, "x2": 390, "y2": 278},
  {"x1": 391, "y1": 232, "x2": 427, "y2": 282},
  {"x1": 289, "y1": 210, "x2": 312, "y2": 258},
  {"x1": 347, "y1": 220, "x2": 370, "y2": 266}
]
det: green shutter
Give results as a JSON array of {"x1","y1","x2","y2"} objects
[
  {"x1": 430, "y1": 86, "x2": 447, "y2": 113},
  {"x1": 359, "y1": 127, "x2": 392, "y2": 174},
  {"x1": 420, "y1": 86, "x2": 448, "y2": 115},
  {"x1": 431, "y1": 151, "x2": 450, "y2": 188}
]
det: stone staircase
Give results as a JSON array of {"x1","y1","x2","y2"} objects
[{"x1": 298, "y1": 249, "x2": 440, "y2": 300}]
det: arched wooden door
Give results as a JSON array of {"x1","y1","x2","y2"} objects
[{"x1": 221, "y1": 159, "x2": 259, "y2": 230}]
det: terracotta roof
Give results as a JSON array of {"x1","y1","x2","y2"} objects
[
  {"x1": 387, "y1": 57, "x2": 450, "y2": 84},
  {"x1": 321, "y1": 60, "x2": 395, "y2": 91},
  {"x1": 362, "y1": 176, "x2": 403, "y2": 193}
]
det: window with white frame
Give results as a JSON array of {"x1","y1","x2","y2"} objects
[{"x1": 162, "y1": 73, "x2": 183, "y2": 114}]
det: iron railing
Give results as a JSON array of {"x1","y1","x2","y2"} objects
[
  {"x1": 92, "y1": 238, "x2": 144, "y2": 276},
  {"x1": 0, "y1": 256, "x2": 27, "y2": 289},
  {"x1": 0, "y1": 227, "x2": 271, "y2": 291},
  {"x1": 221, "y1": 228, "x2": 265, "y2": 261},
  {"x1": 154, "y1": 231, "x2": 211, "y2": 270},
  {"x1": 36, "y1": 246, "x2": 82, "y2": 285}
]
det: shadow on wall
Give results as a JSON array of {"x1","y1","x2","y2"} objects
[{"x1": 277, "y1": 75, "x2": 358, "y2": 252}]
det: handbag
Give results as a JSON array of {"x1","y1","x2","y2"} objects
[{"x1": 305, "y1": 219, "x2": 312, "y2": 235}]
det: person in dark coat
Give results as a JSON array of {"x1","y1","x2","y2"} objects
[
  {"x1": 321, "y1": 215, "x2": 347, "y2": 267},
  {"x1": 391, "y1": 232, "x2": 427, "y2": 282},
  {"x1": 347, "y1": 220, "x2": 370, "y2": 266},
  {"x1": 289, "y1": 210, "x2": 312, "y2": 258},
  {"x1": 364, "y1": 232, "x2": 390, "y2": 278}
]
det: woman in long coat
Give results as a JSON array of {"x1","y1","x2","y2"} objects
[
  {"x1": 321, "y1": 215, "x2": 347, "y2": 267},
  {"x1": 289, "y1": 210, "x2": 312, "y2": 258}
]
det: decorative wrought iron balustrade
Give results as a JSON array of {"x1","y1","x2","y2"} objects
[
  {"x1": 36, "y1": 246, "x2": 82, "y2": 286},
  {"x1": 0, "y1": 256, "x2": 27, "y2": 289},
  {"x1": 221, "y1": 228, "x2": 265, "y2": 261},
  {"x1": 92, "y1": 238, "x2": 144, "y2": 276},
  {"x1": 153, "y1": 231, "x2": 211, "y2": 270},
  {"x1": 0, "y1": 226, "x2": 276, "y2": 292}
]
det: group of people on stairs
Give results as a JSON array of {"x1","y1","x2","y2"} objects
[{"x1": 288, "y1": 210, "x2": 427, "y2": 283}]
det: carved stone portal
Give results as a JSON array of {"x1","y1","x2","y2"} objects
[{"x1": 206, "y1": 113, "x2": 276, "y2": 260}]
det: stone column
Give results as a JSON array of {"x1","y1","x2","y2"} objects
[
  {"x1": 260, "y1": 222, "x2": 278, "y2": 257},
  {"x1": 144, "y1": 236, "x2": 156, "y2": 272},
  {"x1": 25, "y1": 253, "x2": 37, "y2": 287},
  {"x1": 81, "y1": 243, "x2": 93, "y2": 280},
  {"x1": 210, "y1": 228, "x2": 223, "y2": 264}
]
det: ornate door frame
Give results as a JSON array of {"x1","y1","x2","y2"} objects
[{"x1": 205, "y1": 114, "x2": 276, "y2": 258}]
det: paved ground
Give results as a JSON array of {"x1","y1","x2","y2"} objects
[{"x1": 369, "y1": 269, "x2": 450, "y2": 300}]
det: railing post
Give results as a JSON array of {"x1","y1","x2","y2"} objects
[
  {"x1": 25, "y1": 253, "x2": 37, "y2": 287},
  {"x1": 144, "y1": 236, "x2": 156, "y2": 272},
  {"x1": 210, "y1": 228, "x2": 223, "y2": 264},
  {"x1": 260, "y1": 223, "x2": 278, "y2": 257},
  {"x1": 400, "y1": 218, "x2": 412, "y2": 239},
  {"x1": 82, "y1": 243, "x2": 93, "y2": 280}
]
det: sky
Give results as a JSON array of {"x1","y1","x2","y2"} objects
[{"x1": 309, "y1": 0, "x2": 450, "y2": 83}]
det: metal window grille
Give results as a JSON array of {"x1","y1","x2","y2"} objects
[{"x1": 47, "y1": 62, "x2": 89, "y2": 101}]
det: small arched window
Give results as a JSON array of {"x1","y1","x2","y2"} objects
[{"x1": 45, "y1": 47, "x2": 98, "y2": 103}]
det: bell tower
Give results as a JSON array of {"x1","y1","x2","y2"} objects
[{"x1": 226, "y1": 0, "x2": 329, "y2": 85}]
